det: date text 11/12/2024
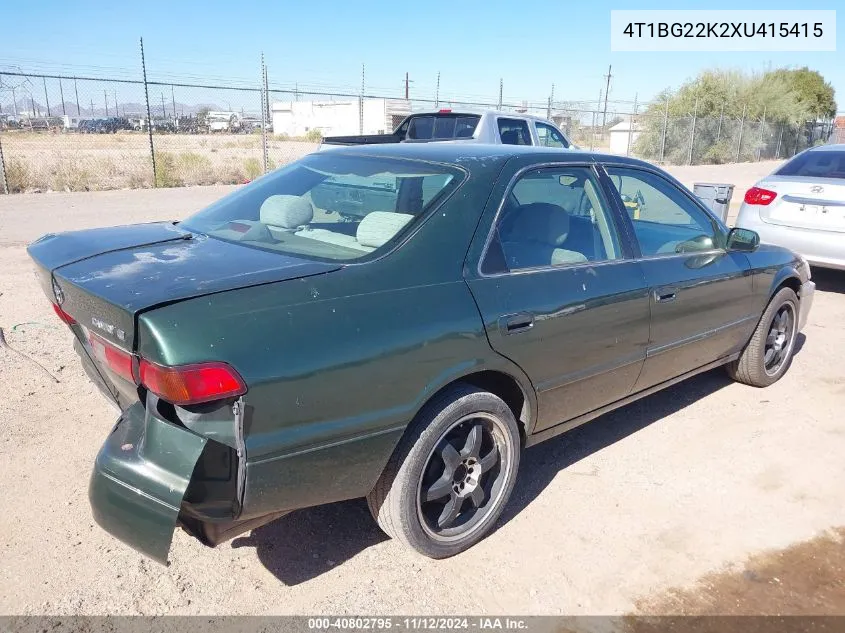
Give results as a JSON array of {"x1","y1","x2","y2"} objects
[{"x1": 307, "y1": 618, "x2": 528, "y2": 630}]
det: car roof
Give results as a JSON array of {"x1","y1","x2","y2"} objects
[
  {"x1": 807, "y1": 143, "x2": 845, "y2": 152},
  {"x1": 322, "y1": 141, "x2": 652, "y2": 169}
]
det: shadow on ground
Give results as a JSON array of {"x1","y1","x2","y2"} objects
[
  {"x1": 234, "y1": 363, "x2": 768, "y2": 585},
  {"x1": 812, "y1": 267, "x2": 845, "y2": 294}
]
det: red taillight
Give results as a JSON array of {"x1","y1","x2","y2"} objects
[
  {"x1": 744, "y1": 186, "x2": 777, "y2": 205},
  {"x1": 138, "y1": 359, "x2": 246, "y2": 406},
  {"x1": 438, "y1": 109, "x2": 452, "y2": 113},
  {"x1": 52, "y1": 303, "x2": 76, "y2": 325},
  {"x1": 88, "y1": 332, "x2": 135, "y2": 383}
]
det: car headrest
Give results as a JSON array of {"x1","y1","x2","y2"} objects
[
  {"x1": 356, "y1": 212, "x2": 414, "y2": 248},
  {"x1": 500, "y1": 130, "x2": 519, "y2": 145},
  {"x1": 508, "y1": 203, "x2": 571, "y2": 246},
  {"x1": 259, "y1": 195, "x2": 313, "y2": 229}
]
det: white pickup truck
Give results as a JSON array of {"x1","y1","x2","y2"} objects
[{"x1": 321, "y1": 109, "x2": 574, "y2": 149}]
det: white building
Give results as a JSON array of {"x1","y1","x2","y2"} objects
[
  {"x1": 271, "y1": 98, "x2": 412, "y2": 137},
  {"x1": 608, "y1": 119, "x2": 642, "y2": 155}
]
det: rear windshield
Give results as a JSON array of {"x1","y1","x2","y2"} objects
[
  {"x1": 776, "y1": 150, "x2": 845, "y2": 179},
  {"x1": 181, "y1": 153, "x2": 462, "y2": 262},
  {"x1": 406, "y1": 114, "x2": 480, "y2": 140}
]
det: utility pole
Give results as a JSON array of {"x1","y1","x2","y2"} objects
[
  {"x1": 602, "y1": 65, "x2": 612, "y2": 128},
  {"x1": 547, "y1": 83, "x2": 554, "y2": 120},
  {"x1": 435, "y1": 72, "x2": 440, "y2": 109},
  {"x1": 104, "y1": 90, "x2": 109, "y2": 117},
  {"x1": 405, "y1": 72, "x2": 409, "y2": 100},
  {"x1": 74, "y1": 78, "x2": 80, "y2": 115},
  {"x1": 59, "y1": 79, "x2": 66, "y2": 116},
  {"x1": 43, "y1": 76, "x2": 51, "y2": 117}
]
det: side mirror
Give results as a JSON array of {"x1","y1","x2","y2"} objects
[{"x1": 727, "y1": 227, "x2": 760, "y2": 252}]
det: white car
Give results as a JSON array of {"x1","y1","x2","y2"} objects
[{"x1": 736, "y1": 144, "x2": 845, "y2": 270}]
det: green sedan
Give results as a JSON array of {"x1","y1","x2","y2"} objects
[{"x1": 28, "y1": 143, "x2": 814, "y2": 564}]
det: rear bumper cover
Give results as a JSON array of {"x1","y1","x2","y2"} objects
[
  {"x1": 798, "y1": 280, "x2": 815, "y2": 333},
  {"x1": 737, "y1": 205, "x2": 845, "y2": 270},
  {"x1": 89, "y1": 402, "x2": 207, "y2": 564}
]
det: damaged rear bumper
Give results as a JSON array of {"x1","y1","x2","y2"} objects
[{"x1": 89, "y1": 402, "x2": 207, "y2": 565}]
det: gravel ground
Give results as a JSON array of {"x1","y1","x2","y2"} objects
[{"x1": 1, "y1": 160, "x2": 844, "y2": 616}]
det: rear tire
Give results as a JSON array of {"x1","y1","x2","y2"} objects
[
  {"x1": 367, "y1": 384, "x2": 521, "y2": 559},
  {"x1": 727, "y1": 287, "x2": 799, "y2": 387}
]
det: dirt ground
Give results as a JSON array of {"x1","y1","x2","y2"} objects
[
  {"x1": 0, "y1": 131, "x2": 317, "y2": 191},
  {"x1": 1, "y1": 160, "x2": 844, "y2": 616}
]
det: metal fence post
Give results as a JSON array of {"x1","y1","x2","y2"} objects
[
  {"x1": 757, "y1": 107, "x2": 766, "y2": 160},
  {"x1": 716, "y1": 102, "x2": 724, "y2": 143},
  {"x1": 659, "y1": 97, "x2": 669, "y2": 163},
  {"x1": 775, "y1": 125, "x2": 783, "y2": 159},
  {"x1": 140, "y1": 38, "x2": 157, "y2": 186},
  {"x1": 0, "y1": 136, "x2": 9, "y2": 194},
  {"x1": 687, "y1": 96, "x2": 698, "y2": 165},
  {"x1": 736, "y1": 104, "x2": 746, "y2": 162},
  {"x1": 626, "y1": 93, "x2": 637, "y2": 157},
  {"x1": 260, "y1": 53, "x2": 269, "y2": 174},
  {"x1": 589, "y1": 111, "x2": 595, "y2": 151}
]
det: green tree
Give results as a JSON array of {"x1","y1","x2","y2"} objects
[{"x1": 634, "y1": 67, "x2": 836, "y2": 165}]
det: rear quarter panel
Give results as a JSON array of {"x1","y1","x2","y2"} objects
[{"x1": 136, "y1": 159, "x2": 536, "y2": 519}]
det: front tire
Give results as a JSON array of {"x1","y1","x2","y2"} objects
[
  {"x1": 727, "y1": 287, "x2": 799, "y2": 387},
  {"x1": 367, "y1": 384, "x2": 521, "y2": 558}
]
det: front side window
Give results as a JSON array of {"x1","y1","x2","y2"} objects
[
  {"x1": 605, "y1": 167, "x2": 721, "y2": 257},
  {"x1": 497, "y1": 118, "x2": 532, "y2": 145},
  {"x1": 182, "y1": 154, "x2": 461, "y2": 262},
  {"x1": 487, "y1": 167, "x2": 622, "y2": 272},
  {"x1": 535, "y1": 122, "x2": 569, "y2": 148}
]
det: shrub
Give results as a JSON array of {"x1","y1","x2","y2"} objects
[
  {"x1": 304, "y1": 128, "x2": 322, "y2": 143},
  {"x1": 243, "y1": 158, "x2": 263, "y2": 181},
  {"x1": 5, "y1": 159, "x2": 33, "y2": 192},
  {"x1": 154, "y1": 152, "x2": 183, "y2": 188}
]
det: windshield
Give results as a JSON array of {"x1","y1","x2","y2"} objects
[
  {"x1": 776, "y1": 150, "x2": 845, "y2": 179},
  {"x1": 181, "y1": 153, "x2": 462, "y2": 261}
]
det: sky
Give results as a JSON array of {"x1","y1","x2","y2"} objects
[{"x1": 0, "y1": 0, "x2": 842, "y2": 114}]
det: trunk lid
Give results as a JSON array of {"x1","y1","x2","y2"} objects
[
  {"x1": 758, "y1": 176, "x2": 845, "y2": 233},
  {"x1": 28, "y1": 223, "x2": 340, "y2": 400}
]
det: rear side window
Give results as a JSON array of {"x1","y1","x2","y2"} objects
[
  {"x1": 407, "y1": 114, "x2": 480, "y2": 140},
  {"x1": 776, "y1": 150, "x2": 845, "y2": 179},
  {"x1": 182, "y1": 154, "x2": 461, "y2": 262},
  {"x1": 497, "y1": 118, "x2": 532, "y2": 145}
]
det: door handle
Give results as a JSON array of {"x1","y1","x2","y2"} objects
[
  {"x1": 500, "y1": 313, "x2": 535, "y2": 335},
  {"x1": 654, "y1": 288, "x2": 677, "y2": 303}
]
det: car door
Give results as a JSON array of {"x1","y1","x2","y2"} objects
[
  {"x1": 465, "y1": 161, "x2": 650, "y2": 432},
  {"x1": 602, "y1": 165, "x2": 757, "y2": 390},
  {"x1": 534, "y1": 121, "x2": 571, "y2": 148}
]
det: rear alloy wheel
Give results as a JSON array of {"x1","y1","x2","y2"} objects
[
  {"x1": 367, "y1": 385, "x2": 520, "y2": 558},
  {"x1": 727, "y1": 287, "x2": 799, "y2": 387}
]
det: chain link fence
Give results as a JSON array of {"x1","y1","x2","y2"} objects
[{"x1": 0, "y1": 67, "x2": 840, "y2": 195}]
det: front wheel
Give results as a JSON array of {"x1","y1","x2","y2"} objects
[
  {"x1": 727, "y1": 287, "x2": 799, "y2": 387},
  {"x1": 367, "y1": 385, "x2": 521, "y2": 558}
]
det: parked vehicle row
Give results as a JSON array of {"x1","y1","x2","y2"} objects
[{"x1": 29, "y1": 142, "x2": 814, "y2": 565}]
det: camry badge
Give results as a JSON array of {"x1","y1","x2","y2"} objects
[{"x1": 811, "y1": 185, "x2": 824, "y2": 193}]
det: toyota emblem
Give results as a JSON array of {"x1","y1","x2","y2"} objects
[{"x1": 811, "y1": 185, "x2": 824, "y2": 194}]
